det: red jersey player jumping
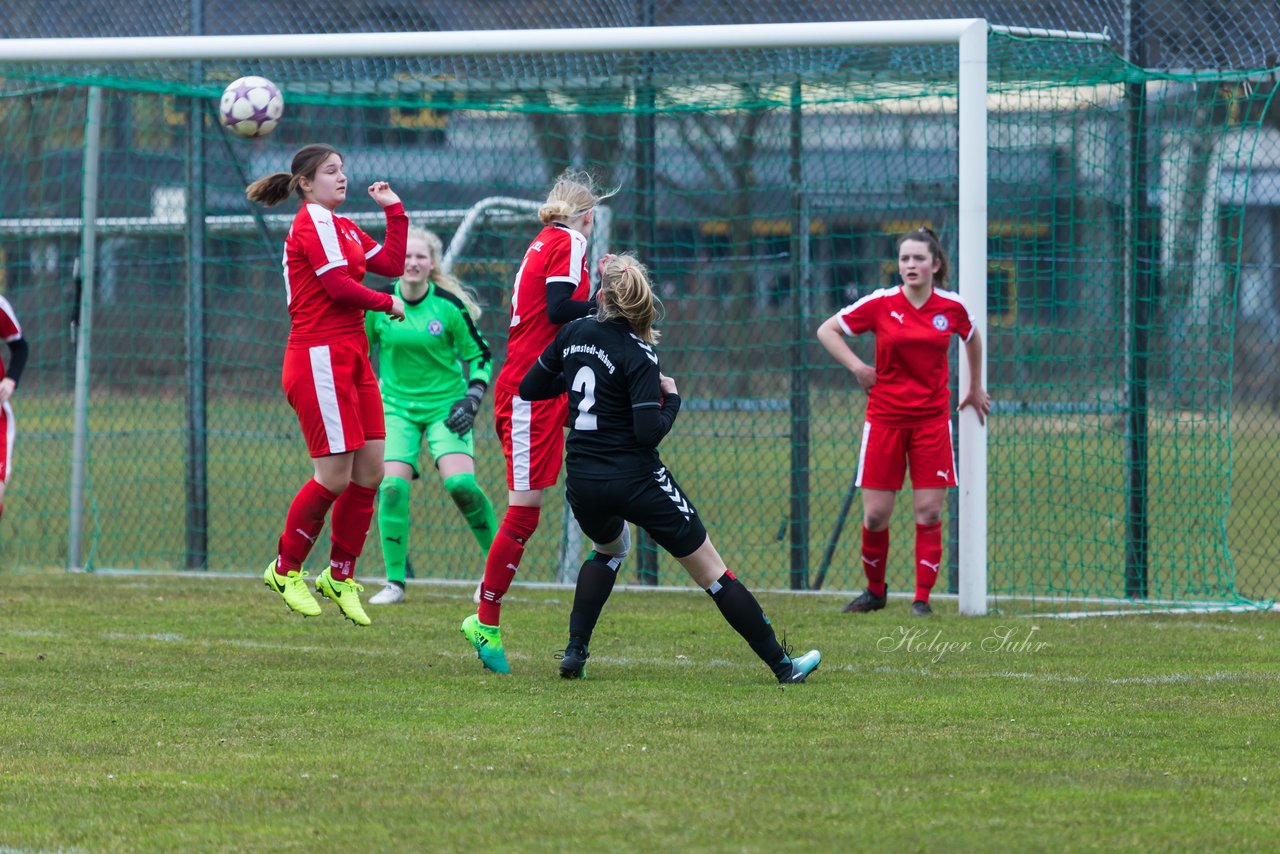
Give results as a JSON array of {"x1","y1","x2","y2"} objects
[
  {"x1": 816, "y1": 227, "x2": 990, "y2": 617},
  {"x1": 460, "y1": 169, "x2": 617, "y2": 673},
  {"x1": 0, "y1": 294, "x2": 30, "y2": 525},
  {"x1": 247, "y1": 143, "x2": 407, "y2": 627}
]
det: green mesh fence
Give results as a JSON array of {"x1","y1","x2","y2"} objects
[{"x1": 0, "y1": 31, "x2": 1276, "y2": 612}]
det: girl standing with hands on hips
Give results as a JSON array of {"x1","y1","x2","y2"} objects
[
  {"x1": 249, "y1": 143, "x2": 407, "y2": 627},
  {"x1": 816, "y1": 227, "x2": 990, "y2": 617}
]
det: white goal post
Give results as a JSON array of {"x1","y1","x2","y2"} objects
[{"x1": 0, "y1": 19, "x2": 1110, "y2": 613}]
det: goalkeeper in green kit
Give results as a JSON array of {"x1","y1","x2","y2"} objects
[{"x1": 365, "y1": 226, "x2": 498, "y2": 604}]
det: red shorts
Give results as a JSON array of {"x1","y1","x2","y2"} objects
[
  {"x1": 282, "y1": 337, "x2": 385, "y2": 458},
  {"x1": 0, "y1": 401, "x2": 13, "y2": 485},
  {"x1": 493, "y1": 386, "x2": 568, "y2": 491},
  {"x1": 856, "y1": 417, "x2": 957, "y2": 491}
]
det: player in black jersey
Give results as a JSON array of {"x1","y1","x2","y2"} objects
[{"x1": 519, "y1": 254, "x2": 821, "y2": 684}]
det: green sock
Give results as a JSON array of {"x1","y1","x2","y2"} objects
[
  {"x1": 377, "y1": 475, "x2": 412, "y2": 584},
  {"x1": 444, "y1": 472, "x2": 498, "y2": 552}
]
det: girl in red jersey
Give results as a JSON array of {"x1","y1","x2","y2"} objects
[
  {"x1": 0, "y1": 294, "x2": 29, "y2": 525},
  {"x1": 816, "y1": 227, "x2": 990, "y2": 617},
  {"x1": 247, "y1": 143, "x2": 407, "y2": 627},
  {"x1": 460, "y1": 169, "x2": 616, "y2": 673}
]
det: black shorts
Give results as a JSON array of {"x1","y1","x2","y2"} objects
[{"x1": 566, "y1": 465, "x2": 708, "y2": 559}]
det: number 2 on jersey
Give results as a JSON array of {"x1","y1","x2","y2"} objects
[{"x1": 571, "y1": 366, "x2": 598, "y2": 431}]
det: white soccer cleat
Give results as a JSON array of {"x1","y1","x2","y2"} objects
[
  {"x1": 369, "y1": 583, "x2": 406, "y2": 605},
  {"x1": 472, "y1": 580, "x2": 483, "y2": 604}
]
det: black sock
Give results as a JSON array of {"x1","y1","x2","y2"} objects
[
  {"x1": 706, "y1": 572, "x2": 790, "y2": 677},
  {"x1": 388, "y1": 580, "x2": 405, "y2": 590},
  {"x1": 568, "y1": 551, "x2": 621, "y2": 647}
]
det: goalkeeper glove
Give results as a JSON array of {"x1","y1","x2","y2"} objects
[{"x1": 444, "y1": 381, "x2": 486, "y2": 436}]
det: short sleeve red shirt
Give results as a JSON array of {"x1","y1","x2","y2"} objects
[
  {"x1": 496, "y1": 222, "x2": 589, "y2": 393},
  {"x1": 837, "y1": 286, "x2": 974, "y2": 427},
  {"x1": 284, "y1": 202, "x2": 382, "y2": 348},
  {"x1": 0, "y1": 296, "x2": 20, "y2": 384}
]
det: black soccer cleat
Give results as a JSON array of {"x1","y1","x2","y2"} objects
[
  {"x1": 841, "y1": 588, "x2": 887, "y2": 613},
  {"x1": 558, "y1": 641, "x2": 589, "y2": 679},
  {"x1": 910, "y1": 600, "x2": 933, "y2": 617}
]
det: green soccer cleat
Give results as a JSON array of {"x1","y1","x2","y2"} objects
[
  {"x1": 315, "y1": 567, "x2": 372, "y2": 627},
  {"x1": 263, "y1": 562, "x2": 322, "y2": 617},
  {"x1": 460, "y1": 613, "x2": 510, "y2": 674}
]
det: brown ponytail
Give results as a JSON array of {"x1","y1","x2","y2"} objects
[{"x1": 246, "y1": 143, "x2": 342, "y2": 207}]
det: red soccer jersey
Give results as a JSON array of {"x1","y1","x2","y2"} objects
[
  {"x1": 0, "y1": 295, "x2": 21, "y2": 384},
  {"x1": 837, "y1": 285, "x2": 974, "y2": 427},
  {"x1": 283, "y1": 202, "x2": 400, "y2": 348},
  {"x1": 496, "y1": 222, "x2": 590, "y2": 393}
]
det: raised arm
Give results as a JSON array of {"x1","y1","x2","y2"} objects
[{"x1": 364, "y1": 197, "x2": 408, "y2": 279}]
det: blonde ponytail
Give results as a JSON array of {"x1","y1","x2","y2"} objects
[
  {"x1": 538, "y1": 168, "x2": 618, "y2": 225},
  {"x1": 597, "y1": 253, "x2": 661, "y2": 344}
]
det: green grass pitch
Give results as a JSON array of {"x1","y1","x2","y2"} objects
[{"x1": 1, "y1": 571, "x2": 1277, "y2": 851}]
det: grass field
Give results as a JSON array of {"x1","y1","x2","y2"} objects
[{"x1": 2, "y1": 571, "x2": 1278, "y2": 852}]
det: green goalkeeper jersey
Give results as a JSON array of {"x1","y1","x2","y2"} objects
[{"x1": 366, "y1": 281, "x2": 493, "y2": 418}]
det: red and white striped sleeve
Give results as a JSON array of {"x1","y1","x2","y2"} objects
[
  {"x1": 0, "y1": 295, "x2": 22, "y2": 342},
  {"x1": 543, "y1": 227, "x2": 586, "y2": 288},
  {"x1": 836, "y1": 287, "x2": 889, "y2": 337},
  {"x1": 296, "y1": 203, "x2": 349, "y2": 276}
]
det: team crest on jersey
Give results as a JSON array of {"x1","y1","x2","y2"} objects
[
  {"x1": 428, "y1": 319, "x2": 444, "y2": 336},
  {"x1": 932, "y1": 314, "x2": 949, "y2": 331}
]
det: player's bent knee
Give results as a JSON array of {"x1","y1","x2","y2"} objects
[
  {"x1": 591, "y1": 522, "x2": 631, "y2": 560},
  {"x1": 444, "y1": 473, "x2": 485, "y2": 514},
  {"x1": 379, "y1": 475, "x2": 411, "y2": 509}
]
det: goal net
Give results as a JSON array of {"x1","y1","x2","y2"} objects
[{"x1": 0, "y1": 23, "x2": 1273, "y2": 613}]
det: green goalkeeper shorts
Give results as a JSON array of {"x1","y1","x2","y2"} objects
[{"x1": 383, "y1": 401, "x2": 474, "y2": 476}]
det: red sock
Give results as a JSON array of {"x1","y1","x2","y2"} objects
[
  {"x1": 328, "y1": 482, "x2": 378, "y2": 581},
  {"x1": 477, "y1": 504, "x2": 540, "y2": 626},
  {"x1": 861, "y1": 525, "x2": 889, "y2": 597},
  {"x1": 915, "y1": 522, "x2": 943, "y2": 603},
  {"x1": 277, "y1": 479, "x2": 338, "y2": 572}
]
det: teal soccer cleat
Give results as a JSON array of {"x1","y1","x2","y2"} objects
[{"x1": 460, "y1": 614, "x2": 510, "y2": 674}]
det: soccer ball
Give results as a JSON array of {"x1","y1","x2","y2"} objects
[{"x1": 219, "y1": 76, "x2": 284, "y2": 138}]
